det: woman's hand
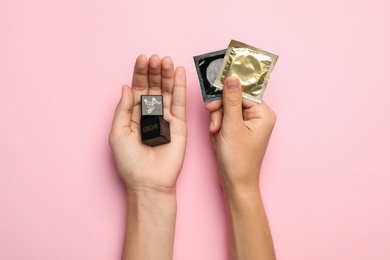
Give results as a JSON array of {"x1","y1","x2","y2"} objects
[
  {"x1": 109, "y1": 54, "x2": 187, "y2": 195},
  {"x1": 205, "y1": 76, "x2": 277, "y2": 259},
  {"x1": 205, "y1": 76, "x2": 276, "y2": 191}
]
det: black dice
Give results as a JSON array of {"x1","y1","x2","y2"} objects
[{"x1": 140, "y1": 95, "x2": 170, "y2": 147}]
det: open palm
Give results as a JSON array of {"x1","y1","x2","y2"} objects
[{"x1": 109, "y1": 55, "x2": 187, "y2": 193}]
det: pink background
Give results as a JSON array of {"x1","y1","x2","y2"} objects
[{"x1": 1, "y1": 0, "x2": 390, "y2": 259}]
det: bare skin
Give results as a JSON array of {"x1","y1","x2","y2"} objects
[
  {"x1": 205, "y1": 76, "x2": 277, "y2": 260},
  {"x1": 109, "y1": 55, "x2": 276, "y2": 259},
  {"x1": 109, "y1": 54, "x2": 186, "y2": 260}
]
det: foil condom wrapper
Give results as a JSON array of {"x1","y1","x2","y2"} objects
[
  {"x1": 214, "y1": 40, "x2": 278, "y2": 103},
  {"x1": 193, "y1": 49, "x2": 226, "y2": 102}
]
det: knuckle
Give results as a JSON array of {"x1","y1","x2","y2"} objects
[
  {"x1": 269, "y1": 109, "x2": 277, "y2": 124},
  {"x1": 261, "y1": 103, "x2": 277, "y2": 126}
]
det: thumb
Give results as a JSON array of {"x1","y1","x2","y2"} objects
[{"x1": 222, "y1": 76, "x2": 244, "y2": 128}]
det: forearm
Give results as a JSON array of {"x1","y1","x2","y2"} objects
[
  {"x1": 122, "y1": 188, "x2": 177, "y2": 260},
  {"x1": 223, "y1": 184, "x2": 276, "y2": 260}
]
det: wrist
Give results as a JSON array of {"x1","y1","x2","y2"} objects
[
  {"x1": 127, "y1": 183, "x2": 177, "y2": 196},
  {"x1": 222, "y1": 183, "x2": 261, "y2": 203},
  {"x1": 127, "y1": 186, "x2": 177, "y2": 213},
  {"x1": 218, "y1": 167, "x2": 261, "y2": 193}
]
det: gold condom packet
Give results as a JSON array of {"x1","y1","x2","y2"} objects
[
  {"x1": 193, "y1": 49, "x2": 226, "y2": 102},
  {"x1": 214, "y1": 40, "x2": 278, "y2": 103}
]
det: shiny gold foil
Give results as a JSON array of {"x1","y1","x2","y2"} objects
[{"x1": 214, "y1": 40, "x2": 278, "y2": 103}]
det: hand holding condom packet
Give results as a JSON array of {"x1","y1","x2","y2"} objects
[{"x1": 194, "y1": 40, "x2": 278, "y2": 103}]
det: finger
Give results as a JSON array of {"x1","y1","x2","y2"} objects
[
  {"x1": 259, "y1": 101, "x2": 277, "y2": 123},
  {"x1": 209, "y1": 109, "x2": 223, "y2": 133},
  {"x1": 161, "y1": 56, "x2": 175, "y2": 112},
  {"x1": 242, "y1": 98, "x2": 260, "y2": 121},
  {"x1": 110, "y1": 85, "x2": 133, "y2": 141},
  {"x1": 171, "y1": 66, "x2": 186, "y2": 121},
  {"x1": 205, "y1": 99, "x2": 222, "y2": 112},
  {"x1": 222, "y1": 76, "x2": 244, "y2": 129},
  {"x1": 147, "y1": 54, "x2": 162, "y2": 95},
  {"x1": 131, "y1": 55, "x2": 149, "y2": 106},
  {"x1": 242, "y1": 97, "x2": 257, "y2": 109},
  {"x1": 242, "y1": 100, "x2": 275, "y2": 121},
  {"x1": 209, "y1": 133, "x2": 217, "y2": 151}
]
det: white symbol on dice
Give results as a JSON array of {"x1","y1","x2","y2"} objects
[{"x1": 144, "y1": 97, "x2": 161, "y2": 114}]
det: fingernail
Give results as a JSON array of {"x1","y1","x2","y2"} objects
[
  {"x1": 209, "y1": 121, "x2": 214, "y2": 131},
  {"x1": 226, "y1": 78, "x2": 238, "y2": 90}
]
